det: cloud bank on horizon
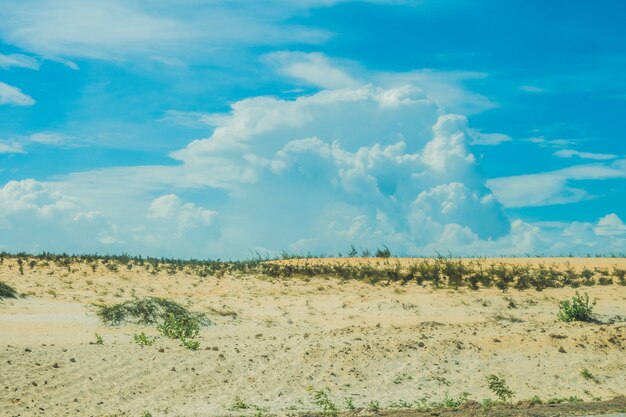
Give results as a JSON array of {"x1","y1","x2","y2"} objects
[{"x1": 1, "y1": 0, "x2": 625, "y2": 258}]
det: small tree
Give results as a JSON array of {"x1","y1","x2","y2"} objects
[
  {"x1": 486, "y1": 374, "x2": 513, "y2": 403},
  {"x1": 375, "y1": 245, "x2": 392, "y2": 258}
]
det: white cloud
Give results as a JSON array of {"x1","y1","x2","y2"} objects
[
  {"x1": 0, "y1": 81, "x2": 35, "y2": 106},
  {"x1": 375, "y1": 69, "x2": 496, "y2": 115},
  {"x1": 594, "y1": 213, "x2": 626, "y2": 236},
  {"x1": 525, "y1": 137, "x2": 576, "y2": 148},
  {"x1": 11, "y1": 81, "x2": 512, "y2": 257},
  {"x1": 422, "y1": 114, "x2": 476, "y2": 172},
  {"x1": 147, "y1": 194, "x2": 217, "y2": 238},
  {"x1": 0, "y1": 0, "x2": 391, "y2": 62},
  {"x1": 487, "y1": 161, "x2": 626, "y2": 208},
  {"x1": 0, "y1": 179, "x2": 221, "y2": 256},
  {"x1": 28, "y1": 132, "x2": 71, "y2": 146},
  {"x1": 0, "y1": 70, "x2": 622, "y2": 257},
  {"x1": 0, "y1": 179, "x2": 77, "y2": 216},
  {"x1": 0, "y1": 53, "x2": 39, "y2": 70},
  {"x1": 0, "y1": 142, "x2": 25, "y2": 154},
  {"x1": 519, "y1": 85, "x2": 544, "y2": 93},
  {"x1": 264, "y1": 51, "x2": 359, "y2": 89},
  {"x1": 468, "y1": 129, "x2": 512, "y2": 145},
  {"x1": 264, "y1": 51, "x2": 496, "y2": 114},
  {"x1": 554, "y1": 149, "x2": 617, "y2": 161}
]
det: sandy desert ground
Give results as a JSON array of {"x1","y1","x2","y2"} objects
[{"x1": 1, "y1": 256, "x2": 625, "y2": 417}]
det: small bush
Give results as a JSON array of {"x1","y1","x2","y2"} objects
[
  {"x1": 486, "y1": 374, "x2": 513, "y2": 403},
  {"x1": 95, "y1": 297, "x2": 209, "y2": 326},
  {"x1": 230, "y1": 396, "x2": 250, "y2": 410},
  {"x1": 367, "y1": 401, "x2": 380, "y2": 412},
  {"x1": 310, "y1": 388, "x2": 338, "y2": 417},
  {"x1": 183, "y1": 339, "x2": 200, "y2": 351},
  {"x1": 134, "y1": 332, "x2": 155, "y2": 346},
  {"x1": 158, "y1": 313, "x2": 200, "y2": 340},
  {"x1": 580, "y1": 368, "x2": 596, "y2": 382},
  {"x1": 344, "y1": 397, "x2": 355, "y2": 410},
  {"x1": 0, "y1": 281, "x2": 17, "y2": 299},
  {"x1": 442, "y1": 392, "x2": 469, "y2": 408},
  {"x1": 557, "y1": 291, "x2": 596, "y2": 322},
  {"x1": 94, "y1": 333, "x2": 103, "y2": 345}
]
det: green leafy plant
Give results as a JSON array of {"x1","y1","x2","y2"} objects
[
  {"x1": 183, "y1": 339, "x2": 200, "y2": 351},
  {"x1": 133, "y1": 332, "x2": 155, "y2": 346},
  {"x1": 557, "y1": 291, "x2": 596, "y2": 322},
  {"x1": 309, "y1": 388, "x2": 338, "y2": 417},
  {"x1": 367, "y1": 400, "x2": 380, "y2": 412},
  {"x1": 580, "y1": 368, "x2": 597, "y2": 382},
  {"x1": 442, "y1": 392, "x2": 469, "y2": 408},
  {"x1": 344, "y1": 397, "x2": 355, "y2": 410},
  {"x1": 230, "y1": 396, "x2": 250, "y2": 410},
  {"x1": 486, "y1": 374, "x2": 514, "y2": 403},
  {"x1": 94, "y1": 333, "x2": 103, "y2": 345},
  {"x1": 158, "y1": 313, "x2": 200, "y2": 340}
]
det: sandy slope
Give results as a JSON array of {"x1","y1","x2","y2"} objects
[{"x1": 0, "y1": 258, "x2": 625, "y2": 417}]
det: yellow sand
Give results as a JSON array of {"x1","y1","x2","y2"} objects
[{"x1": 0, "y1": 257, "x2": 624, "y2": 417}]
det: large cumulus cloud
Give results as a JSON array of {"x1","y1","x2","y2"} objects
[{"x1": 1, "y1": 81, "x2": 624, "y2": 257}]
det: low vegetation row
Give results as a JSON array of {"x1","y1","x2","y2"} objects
[{"x1": 2, "y1": 251, "x2": 624, "y2": 291}]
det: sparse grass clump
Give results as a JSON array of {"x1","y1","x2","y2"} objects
[
  {"x1": 0, "y1": 281, "x2": 17, "y2": 299},
  {"x1": 557, "y1": 291, "x2": 596, "y2": 322}
]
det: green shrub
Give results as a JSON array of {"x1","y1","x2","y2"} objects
[
  {"x1": 0, "y1": 281, "x2": 17, "y2": 299},
  {"x1": 95, "y1": 297, "x2": 209, "y2": 326},
  {"x1": 486, "y1": 374, "x2": 513, "y2": 403},
  {"x1": 310, "y1": 388, "x2": 338, "y2": 417},
  {"x1": 158, "y1": 313, "x2": 200, "y2": 340},
  {"x1": 557, "y1": 291, "x2": 596, "y2": 322}
]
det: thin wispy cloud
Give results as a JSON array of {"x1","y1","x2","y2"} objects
[
  {"x1": 554, "y1": 149, "x2": 617, "y2": 161},
  {"x1": 0, "y1": 82, "x2": 35, "y2": 106},
  {"x1": 0, "y1": 53, "x2": 39, "y2": 70}
]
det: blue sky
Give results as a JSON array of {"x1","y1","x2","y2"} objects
[{"x1": 1, "y1": 0, "x2": 625, "y2": 258}]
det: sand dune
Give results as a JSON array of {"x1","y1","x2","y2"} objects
[{"x1": 1, "y1": 257, "x2": 625, "y2": 416}]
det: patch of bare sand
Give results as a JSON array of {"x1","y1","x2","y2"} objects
[{"x1": 0, "y1": 258, "x2": 625, "y2": 417}]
